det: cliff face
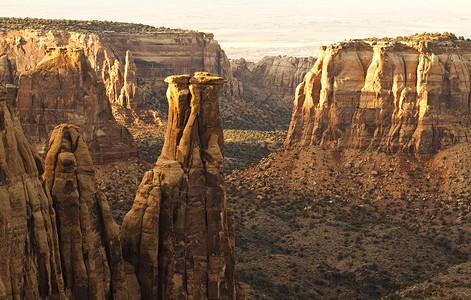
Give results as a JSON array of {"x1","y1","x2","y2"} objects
[
  {"x1": 43, "y1": 124, "x2": 130, "y2": 299},
  {"x1": 233, "y1": 56, "x2": 315, "y2": 102},
  {"x1": 15, "y1": 47, "x2": 138, "y2": 164},
  {"x1": 230, "y1": 56, "x2": 315, "y2": 129},
  {"x1": 0, "y1": 84, "x2": 65, "y2": 299},
  {"x1": 0, "y1": 30, "x2": 239, "y2": 112},
  {"x1": 285, "y1": 38, "x2": 471, "y2": 153},
  {"x1": 121, "y1": 72, "x2": 237, "y2": 299},
  {"x1": 0, "y1": 53, "x2": 15, "y2": 84}
]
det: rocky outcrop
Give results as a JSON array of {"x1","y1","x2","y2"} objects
[
  {"x1": 286, "y1": 37, "x2": 471, "y2": 153},
  {"x1": 43, "y1": 124, "x2": 131, "y2": 299},
  {"x1": 121, "y1": 72, "x2": 237, "y2": 299},
  {"x1": 118, "y1": 50, "x2": 143, "y2": 109},
  {"x1": 228, "y1": 56, "x2": 314, "y2": 129},
  {"x1": 0, "y1": 53, "x2": 15, "y2": 84},
  {"x1": 15, "y1": 47, "x2": 138, "y2": 164},
  {"x1": 0, "y1": 30, "x2": 239, "y2": 111},
  {"x1": 232, "y1": 56, "x2": 315, "y2": 104},
  {"x1": 0, "y1": 84, "x2": 65, "y2": 299}
]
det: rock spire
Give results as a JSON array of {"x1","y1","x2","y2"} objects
[{"x1": 121, "y1": 72, "x2": 237, "y2": 299}]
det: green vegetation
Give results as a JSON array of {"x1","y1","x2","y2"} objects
[
  {"x1": 0, "y1": 17, "x2": 190, "y2": 33},
  {"x1": 348, "y1": 32, "x2": 471, "y2": 43}
]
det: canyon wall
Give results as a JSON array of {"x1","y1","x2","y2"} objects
[
  {"x1": 230, "y1": 56, "x2": 315, "y2": 129},
  {"x1": 232, "y1": 56, "x2": 315, "y2": 103},
  {"x1": 0, "y1": 84, "x2": 66, "y2": 299},
  {"x1": 15, "y1": 47, "x2": 138, "y2": 164},
  {"x1": 121, "y1": 72, "x2": 237, "y2": 299},
  {"x1": 0, "y1": 29, "x2": 239, "y2": 112},
  {"x1": 285, "y1": 37, "x2": 471, "y2": 153}
]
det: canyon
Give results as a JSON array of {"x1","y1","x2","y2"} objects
[
  {"x1": 2, "y1": 17, "x2": 471, "y2": 299},
  {"x1": 0, "y1": 28, "x2": 242, "y2": 123},
  {"x1": 229, "y1": 34, "x2": 471, "y2": 299},
  {"x1": 0, "y1": 69, "x2": 242, "y2": 298},
  {"x1": 0, "y1": 20, "x2": 314, "y2": 130}
]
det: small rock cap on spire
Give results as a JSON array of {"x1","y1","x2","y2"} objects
[{"x1": 164, "y1": 72, "x2": 227, "y2": 85}]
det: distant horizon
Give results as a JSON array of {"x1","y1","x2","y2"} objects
[{"x1": 2, "y1": 0, "x2": 470, "y2": 61}]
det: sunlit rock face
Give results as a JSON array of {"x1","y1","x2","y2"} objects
[
  {"x1": 0, "y1": 84, "x2": 66, "y2": 299},
  {"x1": 43, "y1": 124, "x2": 130, "y2": 299},
  {"x1": 0, "y1": 30, "x2": 240, "y2": 111},
  {"x1": 121, "y1": 72, "x2": 238, "y2": 300},
  {"x1": 15, "y1": 47, "x2": 138, "y2": 164},
  {"x1": 286, "y1": 37, "x2": 471, "y2": 154}
]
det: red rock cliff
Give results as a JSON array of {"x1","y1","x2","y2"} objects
[
  {"x1": 43, "y1": 124, "x2": 131, "y2": 299},
  {"x1": 0, "y1": 30, "x2": 240, "y2": 111},
  {"x1": 120, "y1": 72, "x2": 237, "y2": 299},
  {"x1": 0, "y1": 84, "x2": 66, "y2": 299},
  {"x1": 285, "y1": 36, "x2": 471, "y2": 153},
  {"x1": 15, "y1": 47, "x2": 138, "y2": 164}
]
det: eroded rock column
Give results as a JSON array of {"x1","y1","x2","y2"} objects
[
  {"x1": 121, "y1": 72, "x2": 237, "y2": 300},
  {"x1": 43, "y1": 124, "x2": 129, "y2": 300},
  {"x1": 0, "y1": 84, "x2": 65, "y2": 299}
]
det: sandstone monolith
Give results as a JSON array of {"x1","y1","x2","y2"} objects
[
  {"x1": 0, "y1": 84, "x2": 65, "y2": 299},
  {"x1": 43, "y1": 124, "x2": 131, "y2": 299},
  {"x1": 121, "y1": 72, "x2": 237, "y2": 299},
  {"x1": 285, "y1": 36, "x2": 471, "y2": 153}
]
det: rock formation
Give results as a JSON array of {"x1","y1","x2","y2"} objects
[
  {"x1": 0, "y1": 27, "x2": 294, "y2": 129},
  {"x1": 121, "y1": 72, "x2": 237, "y2": 299},
  {"x1": 15, "y1": 47, "x2": 138, "y2": 164},
  {"x1": 43, "y1": 124, "x2": 131, "y2": 299},
  {"x1": 285, "y1": 36, "x2": 471, "y2": 153},
  {"x1": 0, "y1": 53, "x2": 15, "y2": 84},
  {"x1": 0, "y1": 84, "x2": 65, "y2": 299},
  {"x1": 0, "y1": 29, "x2": 239, "y2": 112},
  {"x1": 118, "y1": 50, "x2": 143, "y2": 109},
  {"x1": 232, "y1": 56, "x2": 315, "y2": 104},
  {"x1": 228, "y1": 56, "x2": 314, "y2": 129}
]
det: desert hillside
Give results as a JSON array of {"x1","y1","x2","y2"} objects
[{"x1": 227, "y1": 33, "x2": 471, "y2": 299}]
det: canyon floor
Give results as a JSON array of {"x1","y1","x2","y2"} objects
[{"x1": 97, "y1": 118, "x2": 471, "y2": 299}]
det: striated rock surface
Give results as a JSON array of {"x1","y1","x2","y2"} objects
[
  {"x1": 15, "y1": 47, "x2": 138, "y2": 164},
  {"x1": 118, "y1": 50, "x2": 143, "y2": 109},
  {"x1": 286, "y1": 36, "x2": 471, "y2": 153},
  {"x1": 0, "y1": 84, "x2": 65, "y2": 299},
  {"x1": 232, "y1": 56, "x2": 315, "y2": 104},
  {"x1": 230, "y1": 56, "x2": 315, "y2": 129},
  {"x1": 43, "y1": 124, "x2": 131, "y2": 299},
  {"x1": 0, "y1": 53, "x2": 15, "y2": 84},
  {"x1": 121, "y1": 72, "x2": 237, "y2": 299},
  {"x1": 0, "y1": 30, "x2": 239, "y2": 112}
]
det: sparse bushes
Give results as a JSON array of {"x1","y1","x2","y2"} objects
[{"x1": 0, "y1": 17, "x2": 189, "y2": 33}]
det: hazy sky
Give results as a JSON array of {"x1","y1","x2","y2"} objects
[{"x1": 2, "y1": 0, "x2": 471, "y2": 61}]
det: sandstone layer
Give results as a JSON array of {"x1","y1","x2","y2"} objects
[
  {"x1": 0, "y1": 84, "x2": 65, "y2": 299},
  {"x1": 0, "y1": 30, "x2": 239, "y2": 112},
  {"x1": 285, "y1": 37, "x2": 471, "y2": 153},
  {"x1": 0, "y1": 53, "x2": 15, "y2": 84},
  {"x1": 15, "y1": 47, "x2": 138, "y2": 164},
  {"x1": 230, "y1": 56, "x2": 315, "y2": 129},
  {"x1": 43, "y1": 124, "x2": 131, "y2": 299},
  {"x1": 232, "y1": 56, "x2": 315, "y2": 104},
  {"x1": 121, "y1": 72, "x2": 237, "y2": 299}
]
